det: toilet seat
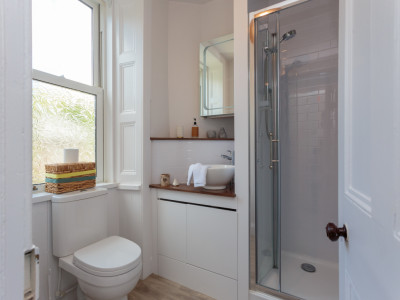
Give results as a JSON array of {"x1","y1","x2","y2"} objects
[
  {"x1": 59, "y1": 255, "x2": 142, "y2": 288},
  {"x1": 73, "y1": 236, "x2": 141, "y2": 277}
]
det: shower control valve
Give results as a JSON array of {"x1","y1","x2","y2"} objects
[{"x1": 325, "y1": 222, "x2": 347, "y2": 242}]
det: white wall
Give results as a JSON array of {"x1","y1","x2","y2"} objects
[
  {"x1": 234, "y1": 0, "x2": 250, "y2": 299},
  {"x1": 149, "y1": 0, "x2": 170, "y2": 137},
  {"x1": 117, "y1": 190, "x2": 143, "y2": 248},
  {"x1": 150, "y1": 0, "x2": 235, "y2": 138},
  {"x1": 142, "y1": 0, "x2": 155, "y2": 280}
]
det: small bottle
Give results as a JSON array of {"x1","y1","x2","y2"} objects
[{"x1": 191, "y1": 118, "x2": 199, "y2": 138}]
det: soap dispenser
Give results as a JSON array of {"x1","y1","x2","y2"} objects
[{"x1": 191, "y1": 118, "x2": 199, "y2": 138}]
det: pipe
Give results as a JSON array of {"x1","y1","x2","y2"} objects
[{"x1": 55, "y1": 268, "x2": 78, "y2": 299}]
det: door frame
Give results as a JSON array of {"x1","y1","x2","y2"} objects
[
  {"x1": 248, "y1": 1, "x2": 312, "y2": 299},
  {"x1": 0, "y1": 0, "x2": 33, "y2": 298}
]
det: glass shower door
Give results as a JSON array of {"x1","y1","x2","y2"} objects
[
  {"x1": 254, "y1": 13, "x2": 280, "y2": 291},
  {"x1": 251, "y1": 0, "x2": 339, "y2": 299}
]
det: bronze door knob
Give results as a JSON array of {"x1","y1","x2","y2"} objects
[{"x1": 326, "y1": 222, "x2": 347, "y2": 241}]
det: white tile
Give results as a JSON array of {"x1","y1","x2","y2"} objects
[
  {"x1": 151, "y1": 140, "x2": 234, "y2": 184},
  {"x1": 307, "y1": 112, "x2": 322, "y2": 121},
  {"x1": 297, "y1": 104, "x2": 318, "y2": 114}
]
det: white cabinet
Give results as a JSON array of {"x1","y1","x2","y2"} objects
[
  {"x1": 157, "y1": 200, "x2": 186, "y2": 261},
  {"x1": 159, "y1": 255, "x2": 237, "y2": 300},
  {"x1": 187, "y1": 205, "x2": 237, "y2": 279},
  {"x1": 156, "y1": 196, "x2": 238, "y2": 300}
]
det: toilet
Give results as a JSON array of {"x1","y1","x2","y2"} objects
[{"x1": 51, "y1": 188, "x2": 142, "y2": 300}]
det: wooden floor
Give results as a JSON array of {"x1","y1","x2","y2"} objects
[{"x1": 128, "y1": 274, "x2": 215, "y2": 300}]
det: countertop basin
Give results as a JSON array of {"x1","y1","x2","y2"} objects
[{"x1": 204, "y1": 164, "x2": 234, "y2": 190}]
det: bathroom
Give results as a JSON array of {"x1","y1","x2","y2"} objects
[
  {"x1": 2, "y1": 0, "x2": 400, "y2": 300},
  {"x1": 32, "y1": 0, "x2": 237, "y2": 299}
]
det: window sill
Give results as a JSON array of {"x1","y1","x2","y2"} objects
[
  {"x1": 117, "y1": 184, "x2": 141, "y2": 191},
  {"x1": 32, "y1": 182, "x2": 119, "y2": 204},
  {"x1": 96, "y1": 182, "x2": 119, "y2": 189},
  {"x1": 32, "y1": 192, "x2": 53, "y2": 204}
]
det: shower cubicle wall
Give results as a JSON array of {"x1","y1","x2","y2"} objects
[{"x1": 250, "y1": 1, "x2": 339, "y2": 299}]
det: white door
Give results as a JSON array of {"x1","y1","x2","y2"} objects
[{"x1": 338, "y1": 0, "x2": 400, "y2": 299}]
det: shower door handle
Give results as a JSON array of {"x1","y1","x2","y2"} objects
[
  {"x1": 326, "y1": 223, "x2": 347, "y2": 242},
  {"x1": 269, "y1": 137, "x2": 279, "y2": 169}
]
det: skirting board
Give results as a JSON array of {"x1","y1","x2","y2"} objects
[
  {"x1": 250, "y1": 290, "x2": 284, "y2": 300},
  {"x1": 158, "y1": 255, "x2": 237, "y2": 300}
]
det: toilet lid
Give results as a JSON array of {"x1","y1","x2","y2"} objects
[{"x1": 73, "y1": 236, "x2": 141, "y2": 277}]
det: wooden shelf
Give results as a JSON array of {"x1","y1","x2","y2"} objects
[
  {"x1": 149, "y1": 184, "x2": 236, "y2": 198},
  {"x1": 150, "y1": 137, "x2": 234, "y2": 141}
]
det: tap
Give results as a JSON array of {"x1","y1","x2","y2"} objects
[{"x1": 221, "y1": 150, "x2": 235, "y2": 165}]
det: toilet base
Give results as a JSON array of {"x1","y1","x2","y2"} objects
[
  {"x1": 79, "y1": 286, "x2": 128, "y2": 300},
  {"x1": 78, "y1": 269, "x2": 140, "y2": 300},
  {"x1": 59, "y1": 255, "x2": 141, "y2": 300}
]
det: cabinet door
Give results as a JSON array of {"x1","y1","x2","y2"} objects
[
  {"x1": 187, "y1": 205, "x2": 237, "y2": 279},
  {"x1": 157, "y1": 200, "x2": 186, "y2": 262}
]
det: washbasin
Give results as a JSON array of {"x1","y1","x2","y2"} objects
[{"x1": 204, "y1": 164, "x2": 235, "y2": 190}]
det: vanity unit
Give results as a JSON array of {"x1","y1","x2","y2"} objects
[{"x1": 151, "y1": 187, "x2": 237, "y2": 300}]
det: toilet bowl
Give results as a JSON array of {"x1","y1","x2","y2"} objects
[
  {"x1": 59, "y1": 236, "x2": 142, "y2": 300},
  {"x1": 51, "y1": 189, "x2": 142, "y2": 300}
]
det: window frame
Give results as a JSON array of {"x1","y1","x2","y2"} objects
[{"x1": 32, "y1": 0, "x2": 104, "y2": 184}]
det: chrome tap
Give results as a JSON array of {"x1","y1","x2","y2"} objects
[{"x1": 221, "y1": 150, "x2": 235, "y2": 165}]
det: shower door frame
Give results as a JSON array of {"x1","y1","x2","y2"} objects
[{"x1": 249, "y1": 1, "x2": 310, "y2": 299}]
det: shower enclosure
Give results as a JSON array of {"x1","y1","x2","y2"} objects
[{"x1": 249, "y1": 0, "x2": 339, "y2": 299}]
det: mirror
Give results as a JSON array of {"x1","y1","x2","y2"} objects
[{"x1": 200, "y1": 34, "x2": 234, "y2": 117}]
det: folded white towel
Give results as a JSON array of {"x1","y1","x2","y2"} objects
[
  {"x1": 187, "y1": 163, "x2": 199, "y2": 185},
  {"x1": 187, "y1": 163, "x2": 209, "y2": 187}
]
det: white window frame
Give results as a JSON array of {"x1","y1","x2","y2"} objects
[{"x1": 32, "y1": 0, "x2": 104, "y2": 184}]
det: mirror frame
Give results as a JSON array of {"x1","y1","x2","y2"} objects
[{"x1": 200, "y1": 34, "x2": 234, "y2": 118}]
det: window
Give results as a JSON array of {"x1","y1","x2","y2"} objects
[{"x1": 32, "y1": 0, "x2": 103, "y2": 184}]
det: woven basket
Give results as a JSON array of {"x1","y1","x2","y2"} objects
[{"x1": 45, "y1": 162, "x2": 96, "y2": 194}]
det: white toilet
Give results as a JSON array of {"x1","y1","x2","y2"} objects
[{"x1": 51, "y1": 188, "x2": 142, "y2": 300}]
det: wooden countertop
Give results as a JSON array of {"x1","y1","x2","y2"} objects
[{"x1": 149, "y1": 184, "x2": 236, "y2": 198}]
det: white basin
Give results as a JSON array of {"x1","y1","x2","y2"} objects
[{"x1": 204, "y1": 164, "x2": 235, "y2": 190}]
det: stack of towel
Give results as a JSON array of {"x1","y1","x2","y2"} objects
[{"x1": 187, "y1": 163, "x2": 209, "y2": 187}]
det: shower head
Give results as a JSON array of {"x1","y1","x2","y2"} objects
[
  {"x1": 280, "y1": 29, "x2": 296, "y2": 42},
  {"x1": 264, "y1": 30, "x2": 296, "y2": 54}
]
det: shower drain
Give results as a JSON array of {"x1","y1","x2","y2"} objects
[{"x1": 301, "y1": 263, "x2": 316, "y2": 273}]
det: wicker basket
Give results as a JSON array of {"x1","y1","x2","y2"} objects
[{"x1": 45, "y1": 162, "x2": 96, "y2": 194}]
